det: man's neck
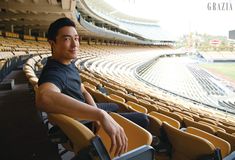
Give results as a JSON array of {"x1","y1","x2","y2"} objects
[{"x1": 51, "y1": 55, "x2": 72, "y2": 65}]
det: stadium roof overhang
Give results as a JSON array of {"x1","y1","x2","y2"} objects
[
  {"x1": 77, "y1": 0, "x2": 175, "y2": 43},
  {"x1": 0, "y1": 0, "x2": 174, "y2": 45},
  {"x1": 0, "y1": 0, "x2": 93, "y2": 36}
]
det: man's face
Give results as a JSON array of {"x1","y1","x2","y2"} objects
[{"x1": 51, "y1": 26, "x2": 79, "y2": 64}]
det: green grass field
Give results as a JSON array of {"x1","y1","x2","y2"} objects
[{"x1": 200, "y1": 63, "x2": 235, "y2": 81}]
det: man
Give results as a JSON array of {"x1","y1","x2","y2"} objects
[{"x1": 36, "y1": 17, "x2": 148, "y2": 157}]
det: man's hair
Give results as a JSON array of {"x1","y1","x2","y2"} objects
[{"x1": 47, "y1": 17, "x2": 76, "y2": 42}]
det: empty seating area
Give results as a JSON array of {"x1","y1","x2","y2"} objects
[
  {"x1": 22, "y1": 41, "x2": 235, "y2": 159},
  {"x1": 135, "y1": 56, "x2": 235, "y2": 114},
  {"x1": 200, "y1": 51, "x2": 235, "y2": 61},
  {"x1": 0, "y1": 33, "x2": 51, "y2": 81},
  {"x1": 2, "y1": 34, "x2": 235, "y2": 159},
  {"x1": 2, "y1": 0, "x2": 235, "y2": 159}
]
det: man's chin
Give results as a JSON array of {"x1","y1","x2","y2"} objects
[{"x1": 69, "y1": 53, "x2": 78, "y2": 59}]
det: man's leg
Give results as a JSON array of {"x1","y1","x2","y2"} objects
[
  {"x1": 119, "y1": 112, "x2": 149, "y2": 129},
  {"x1": 97, "y1": 103, "x2": 149, "y2": 129},
  {"x1": 96, "y1": 103, "x2": 119, "y2": 112}
]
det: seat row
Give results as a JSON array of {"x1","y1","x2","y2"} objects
[{"x1": 24, "y1": 50, "x2": 235, "y2": 160}]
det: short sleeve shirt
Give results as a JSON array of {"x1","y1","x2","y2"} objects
[{"x1": 38, "y1": 57, "x2": 85, "y2": 102}]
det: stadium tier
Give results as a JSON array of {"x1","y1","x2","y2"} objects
[
  {"x1": 200, "y1": 51, "x2": 235, "y2": 62},
  {"x1": 1, "y1": 0, "x2": 235, "y2": 160}
]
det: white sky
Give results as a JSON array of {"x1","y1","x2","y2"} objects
[{"x1": 104, "y1": 0, "x2": 235, "y2": 39}]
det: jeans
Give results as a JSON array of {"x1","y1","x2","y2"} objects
[{"x1": 96, "y1": 103, "x2": 149, "y2": 129}]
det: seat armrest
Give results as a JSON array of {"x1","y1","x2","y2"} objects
[{"x1": 113, "y1": 145, "x2": 155, "y2": 160}]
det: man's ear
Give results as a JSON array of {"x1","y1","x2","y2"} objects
[
  {"x1": 48, "y1": 40, "x2": 55, "y2": 54},
  {"x1": 48, "y1": 40, "x2": 55, "y2": 46}
]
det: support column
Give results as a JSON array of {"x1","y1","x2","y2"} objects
[
  {"x1": 39, "y1": 31, "x2": 46, "y2": 38},
  {"x1": 23, "y1": 27, "x2": 32, "y2": 36}
]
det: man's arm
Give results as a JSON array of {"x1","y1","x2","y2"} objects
[
  {"x1": 36, "y1": 82, "x2": 128, "y2": 156},
  {"x1": 81, "y1": 84, "x2": 97, "y2": 107}
]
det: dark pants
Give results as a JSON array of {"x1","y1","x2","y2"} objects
[{"x1": 96, "y1": 103, "x2": 149, "y2": 129}]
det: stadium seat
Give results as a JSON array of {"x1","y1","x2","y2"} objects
[
  {"x1": 48, "y1": 113, "x2": 155, "y2": 160},
  {"x1": 109, "y1": 100, "x2": 130, "y2": 112},
  {"x1": 218, "y1": 124, "x2": 235, "y2": 134},
  {"x1": 185, "y1": 127, "x2": 231, "y2": 158},
  {"x1": 199, "y1": 118, "x2": 218, "y2": 125},
  {"x1": 183, "y1": 117, "x2": 216, "y2": 135},
  {"x1": 173, "y1": 111, "x2": 193, "y2": 120},
  {"x1": 216, "y1": 130, "x2": 235, "y2": 152},
  {"x1": 96, "y1": 113, "x2": 154, "y2": 159},
  {"x1": 158, "y1": 109, "x2": 183, "y2": 124},
  {"x1": 147, "y1": 114, "x2": 162, "y2": 137},
  {"x1": 126, "y1": 101, "x2": 148, "y2": 113},
  {"x1": 149, "y1": 112, "x2": 180, "y2": 129},
  {"x1": 137, "y1": 100, "x2": 159, "y2": 113},
  {"x1": 198, "y1": 121, "x2": 226, "y2": 133},
  {"x1": 28, "y1": 77, "x2": 38, "y2": 87},
  {"x1": 163, "y1": 122, "x2": 223, "y2": 160},
  {"x1": 109, "y1": 94, "x2": 125, "y2": 103},
  {"x1": 83, "y1": 81, "x2": 97, "y2": 90}
]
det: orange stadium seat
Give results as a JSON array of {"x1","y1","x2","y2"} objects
[{"x1": 48, "y1": 113, "x2": 155, "y2": 160}]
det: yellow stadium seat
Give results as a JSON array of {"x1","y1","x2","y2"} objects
[
  {"x1": 109, "y1": 94, "x2": 125, "y2": 103},
  {"x1": 126, "y1": 101, "x2": 148, "y2": 114},
  {"x1": 48, "y1": 113, "x2": 155, "y2": 160},
  {"x1": 183, "y1": 117, "x2": 216, "y2": 135},
  {"x1": 137, "y1": 100, "x2": 159, "y2": 113},
  {"x1": 198, "y1": 121, "x2": 226, "y2": 133},
  {"x1": 163, "y1": 122, "x2": 216, "y2": 160},
  {"x1": 149, "y1": 112, "x2": 180, "y2": 129},
  {"x1": 186, "y1": 127, "x2": 231, "y2": 158},
  {"x1": 159, "y1": 109, "x2": 183, "y2": 124},
  {"x1": 218, "y1": 124, "x2": 235, "y2": 134},
  {"x1": 97, "y1": 113, "x2": 153, "y2": 158},
  {"x1": 216, "y1": 130, "x2": 235, "y2": 152}
]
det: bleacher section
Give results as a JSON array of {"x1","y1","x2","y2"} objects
[
  {"x1": 135, "y1": 56, "x2": 235, "y2": 114},
  {"x1": 0, "y1": 34, "x2": 50, "y2": 81},
  {"x1": 1, "y1": 35, "x2": 235, "y2": 159},
  {"x1": 15, "y1": 34, "x2": 234, "y2": 159},
  {"x1": 200, "y1": 51, "x2": 235, "y2": 62},
  {"x1": 1, "y1": 0, "x2": 235, "y2": 159}
]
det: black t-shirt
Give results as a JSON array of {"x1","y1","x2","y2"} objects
[{"x1": 38, "y1": 57, "x2": 85, "y2": 102}]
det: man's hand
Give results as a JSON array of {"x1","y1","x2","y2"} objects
[
  {"x1": 93, "y1": 121, "x2": 101, "y2": 134},
  {"x1": 99, "y1": 110, "x2": 128, "y2": 157}
]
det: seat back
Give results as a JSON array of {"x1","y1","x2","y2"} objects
[
  {"x1": 198, "y1": 121, "x2": 226, "y2": 132},
  {"x1": 126, "y1": 101, "x2": 148, "y2": 114},
  {"x1": 107, "y1": 96, "x2": 129, "y2": 112},
  {"x1": 109, "y1": 94, "x2": 125, "y2": 103},
  {"x1": 137, "y1": 101, "x2": 159, "y2": 113},
  {"x1": 183, "y1": 117, "x2": 216, "y2": 135},
  {"x1": 216, "y1": 130, "x2": 235, "y2": 152},
  {"x1": 159, "y1": 109, "x2": 183, "y2": 124},
  {"x1": 48, "y1": 114, "x2": 95, "y2": 154},
  {"x1": 97, "y1": 112, "x2": 152, "y2": 158},
  {"x1": 218, "y1": 124, "x2": 235, "y2": 134},
  {"x1": 162, "y1": 122, "x2": 216, "y2": 160},
  {"x1": 186, "y1": 127, "x2": 231, "y2": 158},
  {"x1": 149, "y1": 112, "x2": 180, "y2": 129},
  {"x1": 147, "y1": 114, "x2": 162, "y2": 137}
]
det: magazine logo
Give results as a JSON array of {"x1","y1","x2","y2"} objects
[{"x1": 207, "y1": 1, "x2": 233, "y2": 11}]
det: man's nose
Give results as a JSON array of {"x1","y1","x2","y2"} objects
[{"x1": 71, "y1": 39, "x2": 79, "y2": 47}]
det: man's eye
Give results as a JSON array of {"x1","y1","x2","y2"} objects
[
  {"x1": 65, "y1": 37, "x2": 71, "y2": 41},
  {"x1": 75, "y1": 37, "x2": 79, "y2": 41}
]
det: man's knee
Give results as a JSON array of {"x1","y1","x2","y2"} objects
[
  {"x1": 137, "y1": 113, "x2": 149, "y2": 128},
  {"x1": 119, "y1": 112, "x2": 149, "y2": 129},
  {"x1": 96, "y1": 103, "x2": 119, "y2": 112}
]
